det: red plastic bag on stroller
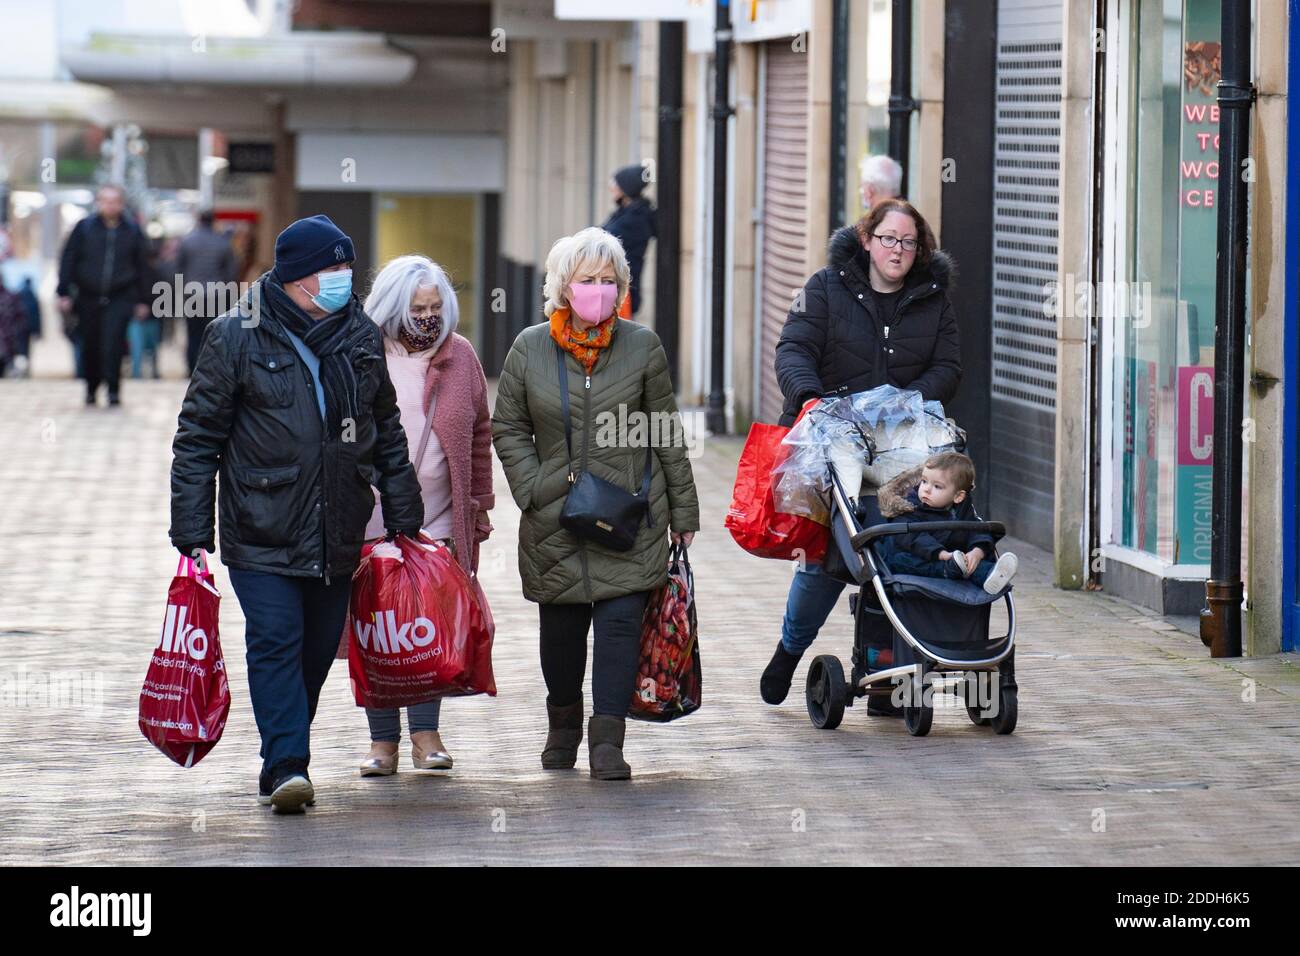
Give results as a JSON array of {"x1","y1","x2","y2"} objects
[
  {"x1": 347, "y1": 534, "x2": 496, "y2": 709},
  {"x1": 725, "y1": 415, "x2": 829, "y2": 562},
  {"x1": 629, "y1": 544, "x2": 702, "y2": 722},
  {"x1": 138, "y1": 554, "x2": 231, "y2": 767}
]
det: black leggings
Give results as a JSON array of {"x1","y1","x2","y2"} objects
[{"x1": 539, "y1": 591, "x2": 650, "y2": 718}]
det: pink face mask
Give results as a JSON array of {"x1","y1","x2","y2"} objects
[{"x1": 568, "y1": 282, "x2": 618, "y2": 325}]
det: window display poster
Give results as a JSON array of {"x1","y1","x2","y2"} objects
[
  {"x1": 1178, "y1": 0, "x2": 1219, "y2": 365},
  {"x1": 1142, "y1": 359, "x2": 1159, "y2": 553},
  {"x1": 1122, "y1": 354, "x2": 1135, "y2": 549},
  {"x1": 1173, "y1": 0, "x2": 1220, "y2": 564},
  {"x1": 1126, "y1": 358, "x2": 1160, "y2": 554},
  {"x1": 1176, "y1": 365, "x2": 1214, "y2": 564}
]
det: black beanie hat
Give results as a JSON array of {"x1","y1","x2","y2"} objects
[
  {"x1": 273, "y1": 215, "x2": 355, "y2": 283},
  {"x1": 613, "y1": 164, "x2": 648, "y2": 199}
]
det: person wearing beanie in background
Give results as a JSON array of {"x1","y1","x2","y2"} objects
[
  {"x1": 169, "y1": 214, "x2": 423, "y2": 814},
  {"x1": 601, "y1": 163, "x2": 657, "y2": 318}
]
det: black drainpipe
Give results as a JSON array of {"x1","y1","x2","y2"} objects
[
  {"x1": 829, "y1": 0, "x2": 849, "y2": 234},
  {"x1": 1086, "y1": 0, "x2": 1108, "y2": 587},
  {"x1": 655, "y1": 21, "x2": 684, "y2": 388},
  {"x1": 1199, "y1": 1, "x2": 1254, "y2": 658},
  {"x1": 888, "y1": 0, "x2": 917, "y2": 196},
  {"x1": 706, "y1": 0, "x2": 734, "y2": 435}
]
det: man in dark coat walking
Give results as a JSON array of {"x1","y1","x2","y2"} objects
[
  {"x1": 56, "y1": 184, "x2": 152, "y2": 405},
  {"x1": 602, "y1": 163, "x2": 657, "y2": 317},
  {"x1": 169, "y1": 214, "x2": 423, "y2": 813},
  {"x1": 175, "y1": 209, "x2": 238, "y2": 375}
]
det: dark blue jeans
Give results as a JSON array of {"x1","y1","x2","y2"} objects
[
  {"x1": 887, "y1": 551, "x2": 994, "y2": 586},
  {"x1": 228, "y1": 568, "x2": 352, "y2": 774},
  {"x1": 780, "y1": 563, "x2": 847, "y2": 656}
]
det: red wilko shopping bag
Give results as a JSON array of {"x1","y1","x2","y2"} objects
[
  {"x1": 347, "y1": 534, "x2": 496, "y2": 709},
  {"x1": 139, "y1": 554, "x2": 230, "y2": 767},
  {"x1": 725, "y1": 418, "x2": 829, "y2": 562}
]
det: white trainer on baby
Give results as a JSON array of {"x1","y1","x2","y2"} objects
[{"x1": 982, "y1": 552, "x2": 1019, "y2": 594}]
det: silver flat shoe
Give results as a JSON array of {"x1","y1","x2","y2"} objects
[
  {"x1": 411, "y1": 746, "x2": 453, "y2": 771},
  {"x1": 359, "y1": 750, "x2": 398, "y2": 777}
]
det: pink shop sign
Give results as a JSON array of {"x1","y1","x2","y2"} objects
[{"x1": 1177, "y1": 365, "x2": 1214, "y2": 466}]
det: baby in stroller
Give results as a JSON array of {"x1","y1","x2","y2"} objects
[{"x1": 876, "y1": 451, "x2": 1019, "y2": 594}]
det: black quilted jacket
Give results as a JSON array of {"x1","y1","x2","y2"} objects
[
  {"x1": 774, "y1": 225, "x2": 961, "y2": 426},
  {"x1": 169, "y1": 278, "x2": 423, "y2": 581}
]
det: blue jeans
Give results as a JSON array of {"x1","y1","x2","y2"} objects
[
  {"x1": 888, "y1": 551, "x2": 994, "y2": 586},
  {"x1": 780, "y1": 563, "x2": 847, "y2": 656},
  {"x1": 366, "y1": 701, "x2": 441, "y2": 742},
  {"x1": 228, "y1": 569, "x2": 351, "y2": 774}
]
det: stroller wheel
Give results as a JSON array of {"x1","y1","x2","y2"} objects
[
  {"x1": 903, "y1": 701, "x2": 933, "y2": 736},
  {"x1": 902, "y1": 665, "x2": 933, "y2": 736},
  {"x1": 805, "y1": 655, "x2": 846, "y2": 730},
  {"x1": 966, "y1": 705, "x2": 992, "y2": 727},
  {"x1": 991, "y1": 687, "x2": 1018, "y2": 735}
]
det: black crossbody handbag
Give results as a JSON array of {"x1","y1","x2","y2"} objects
[{"x1": 555, "y1": 343, "x2": 654, "y2": 551}]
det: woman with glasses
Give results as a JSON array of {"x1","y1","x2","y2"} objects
[
  {"x1": 347, "y1": 254, "x2": 495, "y2": 777},
  {"x1": 762, "y1": 198, "x2": 961, "y2": 710}
]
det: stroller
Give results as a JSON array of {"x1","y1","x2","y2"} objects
[{"x1": 800, "y1": 436, "x2": 1019, "y2": 738}]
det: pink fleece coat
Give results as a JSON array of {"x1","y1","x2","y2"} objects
[
  {"x1": 336, "y1": 332, "x2": 494, "y2": 659},
  {"x1": 414, "y1": 331, "x2": 495, "y2": 572}
]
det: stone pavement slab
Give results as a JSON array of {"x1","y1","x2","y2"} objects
[{"x1": 0, "y1": 378, "x2": 1297, "y2": 865}]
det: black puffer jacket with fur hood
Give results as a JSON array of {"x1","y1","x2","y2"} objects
[{"x1": 774, "y1": 225, "x2": 961, "y2": 427}]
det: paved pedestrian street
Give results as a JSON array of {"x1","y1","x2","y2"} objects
[{"x1": 1, "y1": 378, "x2": 1298, "y2": 866}]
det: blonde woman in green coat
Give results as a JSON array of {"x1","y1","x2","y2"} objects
[{"x1": 492, "y1": 227, "x2": 700, "y2": 781}]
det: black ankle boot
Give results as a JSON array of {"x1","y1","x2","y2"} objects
[
  {"x1": 541, "y1": 697, "x2": 584, "y2": 769},
  {"x1": 588, "y1": 715, "x2": 631, "y2": 781},
  {"x1": 760, "y1": 642, "x2": 803, "y2": 705}
]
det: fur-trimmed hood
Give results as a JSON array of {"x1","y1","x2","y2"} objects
[
  {"x1": 826, "y1": 225, "x2": 956, "y2": 292},
  {"x1": 877, "y1": 465, "x2": 924, "y2": 518}
]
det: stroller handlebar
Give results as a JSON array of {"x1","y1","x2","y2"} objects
[{"x1": 850, "y1": 520, "x2": 1007, "y2": 551}]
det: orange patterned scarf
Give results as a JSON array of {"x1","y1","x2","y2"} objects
[{"x1": 549, "y1": 307, "x2": 615, "y2": 375}]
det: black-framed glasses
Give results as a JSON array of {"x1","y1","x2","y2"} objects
[
  {"x1": 872, "y1": 233, "x2": 919, "y2": 252},
  {"x1": 408, "y1": 308, "x2": 442, "y2": 321}
]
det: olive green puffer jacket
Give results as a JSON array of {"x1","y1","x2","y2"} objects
[{"x1": 492, "y1": 319, "x2": 700, "y2": 604}]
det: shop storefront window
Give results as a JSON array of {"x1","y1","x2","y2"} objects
[{"x1": 1110, "y1": 0, "x2": 1221, "y2": 564}]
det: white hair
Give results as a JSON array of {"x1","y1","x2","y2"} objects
[
  {"x1": 364, "y1": 254, "x2": 459, "y2": 351},
  {"x1": 859, "y1": 154, "x2": 903, "y2": 200},
  {"x1": 542, "y1": 227, "x2": 630, "y2": 318}
]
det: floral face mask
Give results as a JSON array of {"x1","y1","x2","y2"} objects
[{"x1": 401, "y1": 312, "x2": 443, "y2": 352}]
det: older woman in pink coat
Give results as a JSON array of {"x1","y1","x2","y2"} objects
[{"x1": 346, "y1": 254, "x2": 494, "y2": 776}]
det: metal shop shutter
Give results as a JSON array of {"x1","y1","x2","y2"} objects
[
  {"x1": 757, "y1": 39, "x2": 809, "y2": 425},
  {"x1": 989, "y1": 0, "x2": 1062, "y2": 549}
]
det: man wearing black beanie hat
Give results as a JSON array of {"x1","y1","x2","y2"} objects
[
  {"x1": 169, "y1": 214, "x2": 423, "y2": 813},
  {"x1": 602, "y1": 163, "x2": 657, "y2": 317}
]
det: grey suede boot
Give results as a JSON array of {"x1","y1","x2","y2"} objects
[
  {"x1": 588, "y1": 715, "x2": 632, "y2": 781},
  {"x1": 541, "y1": 698, "x2": 584, "y2": 770}
]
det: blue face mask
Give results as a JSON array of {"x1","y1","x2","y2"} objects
[{"x1": 300, "y1": 269, "x2": 352, "y2": 313}]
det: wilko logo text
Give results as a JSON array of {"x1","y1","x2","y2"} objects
[
  {"x1": 353, "y1": 611, "x2": 438, "y2": 655},
  {"x1": 157, "y1": 604, "x2": 209, "y2": 661}
]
